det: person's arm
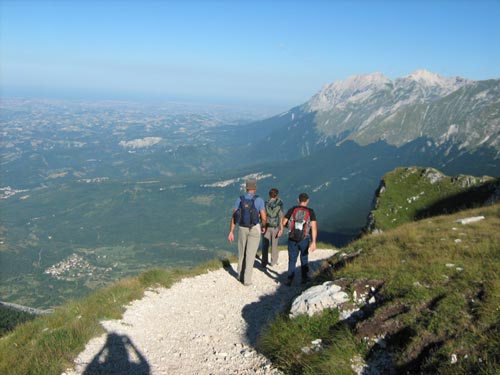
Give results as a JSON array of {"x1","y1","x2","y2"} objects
[
  {"x1": 228, "y1": 209, "x2": 236, "y2": 243},
  {"x1": 277, "y1": 209, "x2": 284, "y2": 237},
  {"x1": 281, "y1": 215, "x2": 289, "y2": 228},
  {"x1": 260, "y1": 209, "x2": 267, "y2": 234},
  {"x1": 309, "y1": 220, "x2": 317, "y2": 252}
]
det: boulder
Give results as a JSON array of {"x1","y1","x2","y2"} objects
[
  {"x1": 422, "y1": 168, "x2": 445, "y2": 184},
  {"x1": 289, "y1": 281, "x2": 349, "y2": 318},
  {"x1": 455, "y1": 216, "x2": 485, "y2": 225}
]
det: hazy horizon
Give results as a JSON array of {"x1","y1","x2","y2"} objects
[{"x1": 1, "y1": 0, "x2": 500, "y2": 112}]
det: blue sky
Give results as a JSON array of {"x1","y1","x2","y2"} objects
[{"x1": 1, "y1": 0, "x2": 499, "y2": 111}]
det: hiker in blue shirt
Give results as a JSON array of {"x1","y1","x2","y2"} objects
[{"x1": 228, "y1": 180, "x2": 267, "y2": 286}]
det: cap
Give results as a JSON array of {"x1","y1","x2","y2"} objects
[{"x1": 246, "y1": 180, "x2": 257, "y2": 190}]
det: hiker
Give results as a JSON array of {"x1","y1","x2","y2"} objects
[
  {"x1": 282, "y1": 192, "x2": 317, "y2": 286},
  {"x1": 227, "y1": 180, "x2": 267, "y2": 286},
  {"x1": 261, "y1": 188, "x2": 284, "y2": 267}
]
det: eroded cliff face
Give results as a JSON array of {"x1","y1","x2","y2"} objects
[{"x1": 365, "y1": 179, "x2": 386, "y2": 234}]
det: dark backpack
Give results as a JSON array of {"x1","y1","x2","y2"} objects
[
  {"x1": 288, "y1": 206, "x2": 311, "y2": 242},
  {"x1": 265, "y1": 199, "x2": 282, "y2": 227},
  {"x1": 234, "y1": 195, "x2": 260, "y2": 228}
]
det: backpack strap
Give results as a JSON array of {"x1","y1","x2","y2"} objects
[
  {"x1": 290, "y1": 205, "x2": 301, "y2": 218},
  {"x1": 239, "y1": 194, "x2": 258, "y2": 203}
]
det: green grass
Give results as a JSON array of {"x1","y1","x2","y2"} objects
[
  {"x1": 258, "y1": 311, "x2": 359, "y2": 375},
  {"x1": 259, "y1": 203, "x2": 500, "y2": 374},
  {"x1": 369, "y1": 167, "x2": 499, "y2": 232},
  {"x1": 0, "y1": 307, "x2": 37, "y2": 336},
  {"x1": 0, "y1": 256, "x2": 236, "y2": 375}
]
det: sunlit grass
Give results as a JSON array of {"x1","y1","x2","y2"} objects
[{"x1": 259, "y1": 203, "x2": 500, "y2": 374}]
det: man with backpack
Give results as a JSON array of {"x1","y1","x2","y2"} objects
[
  {"x1": 261, "y1": 188, "x2": 284, "y2": 267},
  {"x1": 227, "y1": 180, "x2": 267, "y2": 286},
  {"x1": 282, "y1": 192, "x2": 317, "y2": 286}
]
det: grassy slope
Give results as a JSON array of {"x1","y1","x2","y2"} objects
[
  {"x1": 259, "y1": 203, "x2": 500, "y2": 374},
  {"x1": 0, "y1": 307, "x2": 37, "y2": 337},
  {"x1": 368, "y1": 166, "x2": 499, "y2": 232}
]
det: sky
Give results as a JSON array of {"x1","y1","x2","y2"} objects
[{"x1": 1, "y1": 0, "x2": 500, "y2": 111}]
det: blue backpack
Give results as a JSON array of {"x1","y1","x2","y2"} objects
[{"x1": 234, "y1": 195, "x2": 260, "y2": 228}]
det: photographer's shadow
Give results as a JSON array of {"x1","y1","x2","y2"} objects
[{"x1": 83, "y1": 333, "x2": 150, "y2": 375}]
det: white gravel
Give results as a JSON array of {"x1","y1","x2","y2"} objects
[{"x1": 64, "y1": 249, "x2": 335, "y2": 375}]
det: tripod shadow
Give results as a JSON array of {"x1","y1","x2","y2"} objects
[{"x1": 83, "y1": 333, "x2": 151, "y2": 375}]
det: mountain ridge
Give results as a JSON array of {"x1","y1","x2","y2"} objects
[
  {"x1": 305, "y1": 69, "x2": 470, "y2": 113},
  {"x1": 250, "y1": 70, "x2": 500, "y2": 161}
]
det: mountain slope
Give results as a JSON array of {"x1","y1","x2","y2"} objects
[
  {"x1": 353, "y1": 79, "x2": 500, "y2": 149},
  {"x1": 250, "y1": 70, "x2": 500, "y2": 161}
]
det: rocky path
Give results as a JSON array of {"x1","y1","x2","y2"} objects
[{"x1": 64, "y1": 249, "x2": 335, "y2": 375}]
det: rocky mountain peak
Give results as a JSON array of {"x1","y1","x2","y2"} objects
[
  {"x1": 306, "y1": 72, "x2": 391, "y2": 112},
  {"x1": 306, "y1": 70, "x2": 471, "y2": 113},
  {"x1": 406, "y1": 69, "x2": 448, "y2": 84},
  {"x1": 397, "y1": 69, "x2": 470, "y2": 96}
]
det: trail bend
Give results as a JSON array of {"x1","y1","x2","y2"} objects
[{"x1": 65, "y1": 249, "x2": 336, "y2": 375}]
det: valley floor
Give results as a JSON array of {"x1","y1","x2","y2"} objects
[{"x1": 64, "y1": 249, "x2": 336, "y2": 375}]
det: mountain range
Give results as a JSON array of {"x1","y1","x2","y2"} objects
[
  {"x1": 234, "y1": 69, "x2": 500, "y2": 239},
  {"x1": 1, "y1": 69, "x2": 500, "y2": 309},
  {"x1": 249, "y1": 69, "x2": 500, "y2": 161}
]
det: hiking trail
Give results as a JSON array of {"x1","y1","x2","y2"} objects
[{"x1": 64, "y1": 249, "x2": 335, "y2": 375}]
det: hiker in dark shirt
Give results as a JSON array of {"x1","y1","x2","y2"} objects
[
  {"x1": 282, "y1": 192, "x2": 317, "y2": 286},
  {"x1": 261, "y1": 188, "x2": 284, "y2": 267}
]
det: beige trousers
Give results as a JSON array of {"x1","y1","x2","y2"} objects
[
  {"x1": 237, "y1": 224, "x2": 261, "y2": 285},
  {"x1": 262, "y1": 226, "x2": 280, "y2": 265}
]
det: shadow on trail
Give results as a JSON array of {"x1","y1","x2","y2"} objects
[
  {"x1": 241, "y1": 257, "x2": 328, "y2": 347},
  {"x1": 222, "y1": 259, "x2": 239, "y2": 280},
  {"x1": 82, "y1": 333, "x2": 150, "y2": 375},
  {"x1": 254, "y1": 255, "x2": 280, "y2": 280},
  {"x1": 223, "y1": 253, "x2": 280, "y2": 282}
]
